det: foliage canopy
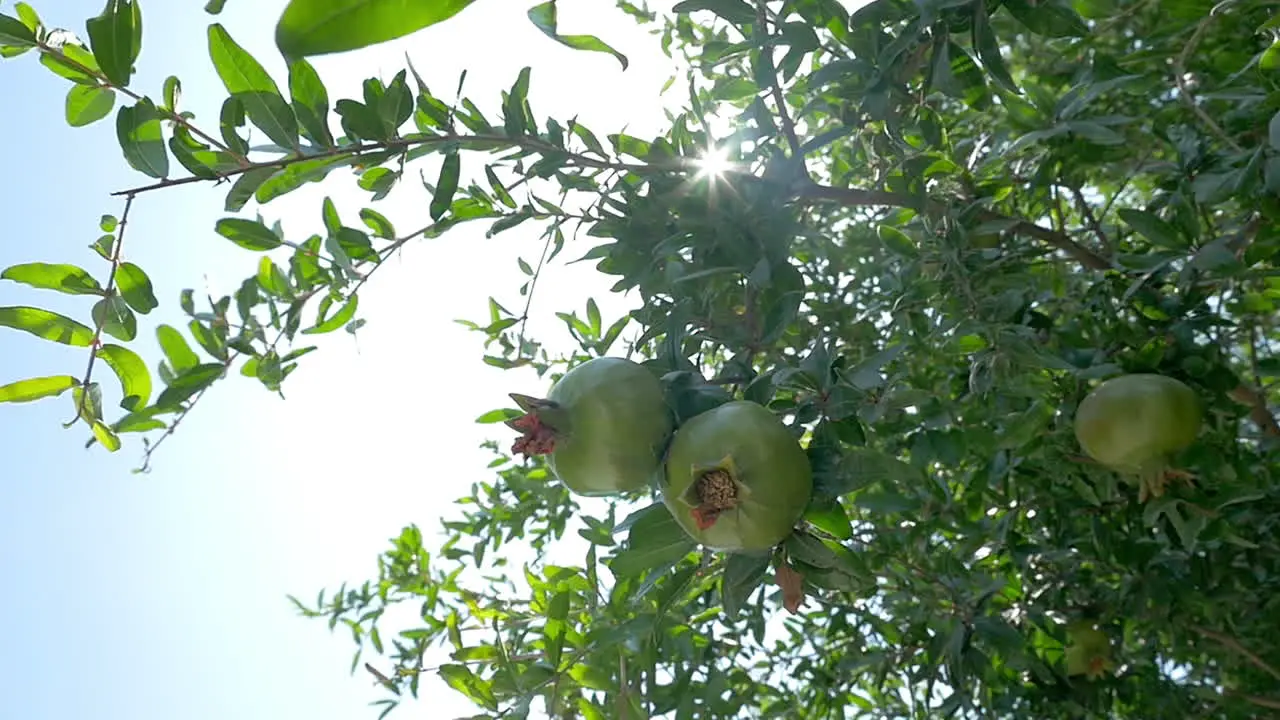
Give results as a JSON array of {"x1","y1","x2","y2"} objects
[{"x1": 4, "y1": 0, "x2": 1280, "y2": 717}]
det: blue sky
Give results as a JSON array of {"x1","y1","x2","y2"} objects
[{"x1": 0, "y1": 1, "x2": 677, "y2": 717}]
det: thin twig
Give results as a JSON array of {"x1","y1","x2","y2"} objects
[
  {"x1": 77, "y1": 193, "x2": 136, "y2": 423},
  {"x1": 754, "y1": 0, "x2": 803, "y2": 160},
  {"x1": 137, "y1": 291, "x2": 318, "y2": 472},
  {"x1": 1193, "y1": 625, "x2": 1280, "y2": 681},
  {"x1": 1070, "y1": 184, "x2": 1112, "y2": 255},
  {"x1": 1172, "y1": 18, "x2": 1243, "y2": 153},
  {"x1": 516, "y1": 229, "x2": 556, "y2": 353},
  {"x1": 39, "y1": 41, "x2": 243, "y2": 163}
]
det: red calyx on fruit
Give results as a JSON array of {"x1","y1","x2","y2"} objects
[
  {"x1": 690, "y1": 469, "x2": 738, "y2": 530},
  {"x1": 509, "y1": 412, "x2": 556, "y2": 457},
  {"x1": 505, "y1": 393, "x2": 568, "y2": 459}
]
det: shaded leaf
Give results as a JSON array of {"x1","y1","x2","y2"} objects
[
  {"x1": 84, "y1": 0, "x2": 142, "y2": 87},
  {"x1": 430, "y1": 151, "x2": 460, "y2": 221},
  {"x1": 115, "y1": 262, "x2": 158, "y2": 314},
  {"x1": 93, "y1": 295, "x2": 136, "y2": 342},
  {"x1": 155, "y1": 363, "x2": 225, "y2": 409},
  {"x1": 208, "y1": 24, "x2": 299, "y2": 150},
  {"x1": 116, "y1": 100, "x2": 169, "y2": 179},
  {"x1": 216, "y1": 217, "x2": 283, "y2": 251},
  {"x1": 721, "y1": 552, "x2": 770, "y2": 619}
]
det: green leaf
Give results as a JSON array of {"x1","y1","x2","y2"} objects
[
  {"x1": 189, "y1": 320, "x2": 228, "y2": 361},
  {"x1": 91, "y1": 420, "x2": 122, "y2": 451},
  {"x1": 224, "y1": 168, "x2": 277, "y2": 212},
  {"x1": 803, "y1": 497, "x2": 854, "y2": 540},
  {"x1": 609, "y1": 509, "x2": 696, "y2": 580},
  {"x1": 1117, "y1": 208, "x2": 1186, "y2": 250},
  {"x1": 2, "y1": 263, "x2": 103, "y2": 295},
  {"x1": 1269, "y1": 109, "x2": 1280, "y2": 152},
  {"x1": 113, "y1": 407, "x2": 167, "y2": 433},
  {"x1": 971, "y1": 2, "x2": 1018, "y2": 94},
  {"x1": 1003, "y1": 0, "x2": 1088, "y2": 38},
  {"x1": 721, "y1": 552, "x2": 771, "y2": 619},
  {"x1": 85, "y1": 0, "x2": 142, "y2": 87},
  {"x1": 0, "y1": 375, "x2": 79, "y2": 404},
  {"x1": 155, "y1": 363, "x2": 225, "y2": 409},
  {"x1": 484, "y1": 166, "x2": 516, "y2": 209},
  {"x1": 93, "y1": 295, "x2": 136, "y2": 342},
  {"x1": 97, "y1": 343, "x2": 150, "y2": 410},
  {"x1": 275, "y1": 0, "x2": 480, "y2": 59},
  {"x1": 208, "y1": 24, "x2": 299, "y2": 151},
  {"x1": 527, "y1": 1, "x2": 629, "y2": 70},
  {"x1": 288, "y1": 57, "x2": 334, "y2": 147},
  {"x1": 65, "y1": 84, "x2": 116, "y2": 127},
  {"x1": 205, "y1": 0, "x2": 228, "y2": 13},
  {"x1": 430, "y1": 152, "x2": 460, "y2": 221},
  {"x1": 115, "y1": 262, "x2": 158, "y2": 314},
  {"x1": 671, "y1": 0, "x2": 755, "y2": 24},
  {"x1": 116, "y1": 100, "x2": 169, "y2": 179},
  {"x1": 302, "y1": 294, "x2": 358, "y2": 334},
  {"x1": 785, "y1": 532, "x2": 838, "y2": 569},
  {"x1": 0, "y1": 306, "x2": 95, "y2": 346},
  {"x1": 41, "y1": 45, "x2": 102, "y2": 85},
  {"x1": 156, "y1": 324, "x2": 200, "y2": 373},
  {"x1": 162, "y1": 74, "x2": 181, "y2": 110},
  {"x1": 215, "y1": 217, "x2": 283, "y2": 251},
  {"x1": 0, "y1": 13, "x2": 38, "y2": 47},
  {"x1": 437, "y1": 664, "x2": 498, "y2": 711}
]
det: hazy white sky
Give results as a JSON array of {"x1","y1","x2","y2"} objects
[{"x1": 0, "y1": 1, "x2": 683, "y2": 717}]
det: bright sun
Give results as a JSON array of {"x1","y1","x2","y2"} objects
[{"x1": 694, "y1": 148, "x2": 733, "y2": 179}]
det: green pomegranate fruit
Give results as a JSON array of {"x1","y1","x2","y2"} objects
[
  {"x1": 507, "y1": 357, "x2": 674, "y2": 497},
  {"x1": 661, "y1": 400, "x2": 813, "y2": 552},
  {"x1": 1074, "y1": 373, "x2": 1202, "y2": 501},
  {"x1": 1064, "y1": 621, "x2": 1115, "y2": 680}
]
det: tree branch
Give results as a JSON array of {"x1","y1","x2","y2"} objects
[
  {"x1": 77, "y1": 192, "x2": 136, "y2": 423},
  {"x1": 1173, "y1": 17, "x2": 1243, "y2": 153},
  {"x1": 793, "y1": 184, "x2": 1113, "y2": 270},
  {"x1": 1193, "y1": 625, "x2": 1280, "y2": 682},
  {"x1": 754, "y1": 0, "x2": 803, "y2": 160}
]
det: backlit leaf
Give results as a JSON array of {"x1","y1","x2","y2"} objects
[
  {"x1": 527, "y1": 1, "x2": 628, "y2": 70},
  {"x1": 302, "y1": 294, "x2": 358, "y2": 335},
  {"x1": 0, "y1": 306, "x2": 95, "y2": 346},
  {"x1": 2, "y1": 263, "x2": 103, "y2": 296},
  {"x1": 0, "y1": 375, "x2": 79, "y2": 404},
  {"x1": 156, "y1": 324, "x2": 200, "y2": 373},
  {"x1": 275, "y1": 0, "x2": 480, "y2": 59},
  {"x1": 65, "y1": 84, "x2": 116, "y2": 127},
  {"x1": 97, "y1": 343, "x2": 151, "y2": 410}
]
